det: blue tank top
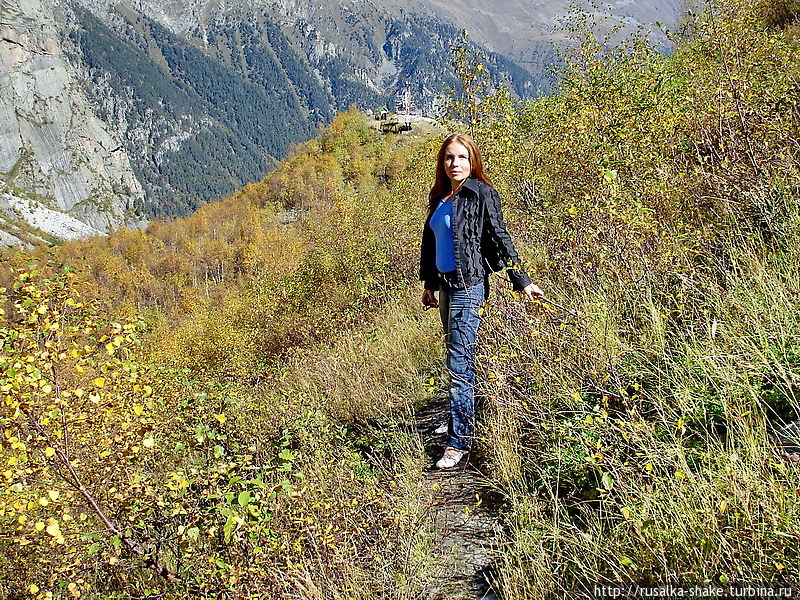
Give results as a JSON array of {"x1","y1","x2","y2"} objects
[{"x1": 430, "y1": 198, "x2": 456, "y2": 273}]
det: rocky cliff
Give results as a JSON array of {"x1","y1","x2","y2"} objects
[{"x1": 0, "y1": 0, "x2": 145, "y2": 247}]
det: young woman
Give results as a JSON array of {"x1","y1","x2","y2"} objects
[{"x1": 420, "y1": 133, "x2": 543, "y2": 469}]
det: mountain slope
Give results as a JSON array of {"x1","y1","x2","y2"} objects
[
  {"x1": 66, "y1": 6, "x2": 307, "y2": 217},
  {"x1": 60, "y1": 0, "x2": 543, "y2": 218},
  {"x1": 0, "y1": 0, "x2": 682, "y2": 242},
  {"x1": 415, "y1": 0, "x2": 683, "y2": 73}
]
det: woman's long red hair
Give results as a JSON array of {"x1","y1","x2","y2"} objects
[{"x1": 428, "y1": 133, "x2": 492, "y2": 216}]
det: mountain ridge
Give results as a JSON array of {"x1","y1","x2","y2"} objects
[
  {"x1": 0, "y1": 0, "x2": 681, "y2": 246},
  {"x1": 58, "y1": 0, "x2": 545, "y2": 218}
]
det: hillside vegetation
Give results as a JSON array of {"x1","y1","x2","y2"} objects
[{"x1": 2, "y1": 0, "x2": 800, "y2": 598}]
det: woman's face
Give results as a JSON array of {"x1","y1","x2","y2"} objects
[{"x1": 443, "y1": 141, "x2": 472, "y2": 188}]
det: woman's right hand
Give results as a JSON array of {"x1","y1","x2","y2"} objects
[
  {"x1": 422, "y1": 289, "x2": 439, "y2": 309},
  {"x1": 522, "y1": 283, "x2": 544, "y2": 301}
]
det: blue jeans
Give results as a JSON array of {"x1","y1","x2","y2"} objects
[{"x1": 438, "y1": 276, "x2": 485, "y2": 451}]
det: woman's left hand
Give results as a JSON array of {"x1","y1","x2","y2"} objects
[{"x1": 522, "y1": 283, "x2": 544, "y2": 301}]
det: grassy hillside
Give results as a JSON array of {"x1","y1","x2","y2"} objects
[
  {"x1": 464, "y1": 0, "x2": 800, "y2": 593},
  {"x1": 2, "y1": 0, "x2": 800, "y2": 597},
  {"x1": 0, "y1": 112, "x2": 446, "y2": 598}
]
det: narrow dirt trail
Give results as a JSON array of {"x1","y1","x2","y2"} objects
[{"x1": 414, "y1": 398, "x2": 504, "y2": 600}]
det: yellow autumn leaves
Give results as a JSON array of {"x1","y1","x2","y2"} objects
[
  {"x1": 1, "y1": 264, "x2": 167, "y2": 591},
  {"x1": 32, "y1": 518, "x2": 64, "y2": 544}
]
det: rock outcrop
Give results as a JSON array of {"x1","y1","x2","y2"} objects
[{"x1": 0, "y1": 0, "x2": 145, "y2": 246}]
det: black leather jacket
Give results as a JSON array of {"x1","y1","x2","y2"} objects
[{"x1": 419, "y1": 177, "x2": 532, "y2": 293}]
